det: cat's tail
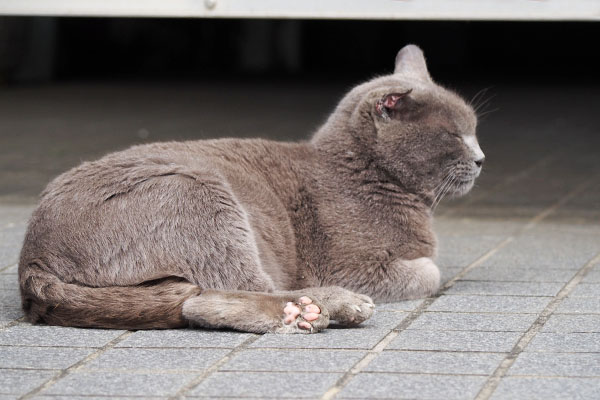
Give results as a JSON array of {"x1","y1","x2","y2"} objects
[{"x1": 19, "y1": 262, "x2": 202, "y2": 329}]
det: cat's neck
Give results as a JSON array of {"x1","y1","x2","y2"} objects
[{"x1": 312, "y1": 125, "x2": 433, "y2": 213}]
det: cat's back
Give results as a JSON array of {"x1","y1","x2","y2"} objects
[{"x1": 40, "y1": 138, "x2": 313, "y2": 206}]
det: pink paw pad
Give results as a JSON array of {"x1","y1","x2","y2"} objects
[{"x1": 282, "y1": 297, "x2": 321, "y2": 330}]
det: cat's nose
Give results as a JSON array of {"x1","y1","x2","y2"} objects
[{"x1": 474, "y1": 157, "x2": 485, "y2": 168}]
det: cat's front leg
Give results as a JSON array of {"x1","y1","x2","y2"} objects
[{"x1": 376, "y1": 257, "x2": 441, "y2": 302}]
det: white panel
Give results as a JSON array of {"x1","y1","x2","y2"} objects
[{"x1": 0, "y1": 0, "x2": 598, "y2": 20}]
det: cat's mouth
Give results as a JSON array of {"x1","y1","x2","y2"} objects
[{"x1": 431, "y1": 169, "x2": 478, "y2": 209}]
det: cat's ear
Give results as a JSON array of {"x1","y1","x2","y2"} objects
[
  {"x1": 375, "y1": 89, "x2": 413, "y2": 119},
  {"x1": 394, "y1": 44, "x2": 431, "y2": 82}
]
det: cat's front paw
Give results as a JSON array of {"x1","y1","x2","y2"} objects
[
  {"x1": 319, "y1": 288, "x2": 375, "y2": 326},
  {"x1": 333, "y1": 293, "x2": 374, "y2": 326},
  {"x1": 276, "y1": 296, "x2": 330, "y2": 334}
]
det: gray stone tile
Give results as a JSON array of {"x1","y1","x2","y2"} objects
[
  {"x1": 446, "y1": 281, "x2": 563, "y2": 296},
  {"x1": 43, "y1": 372, "x2": 195, "y2": 396},
  {"x1": 115, "y1": 329, "x2": 252, "y2": 348},
  {"x1": 0, "y1": 369, "x2": 56, "y2": 395},
  {"x1": 583, "y1": 268, "x2": 600, "y2": 283},
  {"x1": 0, "y1": 264, "x2": 17, "y2": 274},
  {"x1": 223, "y1": 349, "x2": 365, "y2": 372},
  {"x1": 436, "y1": 234, "x2": 505, "y2": 268},
  {"x1": 409, "y1": 312, "x2": 537, "y2": 332},
  {"x1": 0, "y1": 306, "x2": 23, "y2": 322},
  {"x1": 376, "y1": 300, "x2": 424, "y2": 312},
  {"x1": 0, "y1": 226, "x2": 27, "y2": 267},
  {"x1": 388, "y1": 330, "x2": 521, "y2": 352},
  {"x1": 0, "y1": 325, "x2": 126, "y2": 347},
  {"x1": 440, "y1": 267, "x2": 463, "y2": 285},
  {"x1": 338, "y1": 373, "x2": 487, "y2": 399},
  {"x1": 542, "y1": 314, "x2": 600, "y2": 333},
  {"x1": 434, "y1": 218, "x2": 523, "y2": 238},
  {"x1": 33, "y1": 397, "x2": 167, "y2": 400},
  {"x1": 526, "y1": 333, "x2": 600, "y2": 352},
  {"x1": 570, "y1": 283, "x2": 600, "y2": 297},
  {"x1": 0, "y1": 274, "x2": 18, "y2": 290},
  {"x1": 188, "y1": 371, "x2": 341, "y2": 398},
  {"x1": 491, "y1": 377, "x2": 600, "y2": 400},
  {"x1": 365, "y1": 351, "x2": 505, "y2": 375},
  {"x1": 0, "y1": 346, "x2": 93, "y2": 369},
  {"x1": 484, "y1": 228, "x2": 600, "y2": 270},
  {"x1": 0, "y1": 205, "x2": 34, "y2": 226},
  {"x1": 428, "y1": 294, "x2": 550, "y2": 313},
  {"x1": 84, "y1": 348, "x2": 228, "y2": 371},
  {"x1": 355, "y1": 310, "x2": 408, "y2": 330},
  {"x1": 556, "y1": 297, "x2": 600, "y2": 314},
  {"x1": 509, "y1": 353, "x2": 600, "y2": 377},
  {"x1": 462, "y1": 266, "x2": 575, "y2": 282},
  {"x1": 251, "y1": 327, "x2": 390, "y2": 350},
  {"x1": 0, "y1": 290, "x2": 20, "y2": 304}
]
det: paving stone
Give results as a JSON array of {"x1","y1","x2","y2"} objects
[
  {"x1": 0, "y1": 369, "x2": 56, "y2": 395},
  {"x1": 491, "y1": 377, "x2": 600, "y2": 400},
  {"x1": 43, "y1": 372, "x2": 195, "y2": 396},
  {"x1": 0, "y1": 289, "x2": 20, "y2": 304},
  {"x1": 569, "y1": 283, "x2": 600, "y2": 297},
  {"x1": 338, "y1": 373, "x2": 487, "y2": 399},
  {"x1": 84, "y1": 348, "x2": 228, "y2": 371},
  {"x1": 365, "y1": 351, "x2": 505, "y2": 375},
  {"x1": 556, "y1": 297, "x2": 600, "y2": 314},
  {"x1": 542, "y1": 314, "x2": 600, "y2": 333},
  {"x1": 188, "y1": 371, "x2": 341, "y2": 398},
  {"x1": 0, "y1": 264, "x2": 17, "y2": 274},
  {"x1": 0, "y1": 346, "x2": 93, "y2": 369},
  {"x1": 440, "y1": 267, "x2": 463, "y2": 285},
  {"x1": 251, "y1": 327, "x2": 390, "y2": 350},
  {"x1": 388, "y1": 330, "x2": 521, "y2": 352},
  {"x1": 462, "y1": 266, "x2": 575, "y2": 282},
  {"x1": 355, "y1": 310, "x2": 408, "y2": 330},
  {"x1": 115, "y1": 329, "x2": 252, "y2": 348},
  {"x1": 0, "y1": 324, "x2": 126, "y2": 347},
  {"x1": 526, "y1": 333, "x2": 600, "y2": 352},
  {"x1": 0, "y1": 306, "x2": 24, "y2": 322},
  {"x1": 509, "y1": 352, "x2": 600, "y2": 377},
  {"x1": 33, "y1": 397, "x2": 168, "y2": 400},
  {"x1": 376, "y1": 300, "x2": 424, "y2": 312},
  {"x1": 409, "y1": 312, "x2": 537, "y2": 332},
  {"x1": 0, "y1": 274, "x2": 18, "y2": 290},
  {"x1": 428, "y1": 294, "x2": 550, "y2": 313},
  {"x1": 446, "y1": 281, "x2": 563, "y2": 296},
  {"x1": 0, "y1": 226, "x2": 27, "y2": 267},
  {"x1": 582, "y1": 268, "x2": 600, "y2": 283},
  {"x1": 434, "y1": 218, "x2": 523, "y2": 238},
  {"x1": 436, "y1": 234, "x2": 505, "y2": 268},
  {"x1": 0, "y1": 205, "x2": 34, "y2": 226},
  {"x1": 484, "y1": 228, "x2": 600, "y2": 270},
  {"x1": 222, "y1": 348, "x2": 365, "y2": 372}
]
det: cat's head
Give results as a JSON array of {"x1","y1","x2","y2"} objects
[{"x1": 315, "y1": 45, "x2": 484, "y2": 205}]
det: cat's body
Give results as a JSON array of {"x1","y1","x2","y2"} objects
[{"x1": 18, "y1": 45, "x2": 484, "y2": 333}]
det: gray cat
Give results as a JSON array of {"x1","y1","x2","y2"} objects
[{"x1": 18, "y1": 45, "x2": 484, "y2": 334}]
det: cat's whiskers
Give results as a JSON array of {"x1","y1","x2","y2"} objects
[{"x1": 431, "y1": 170, "x2": 455, "y2": 210}]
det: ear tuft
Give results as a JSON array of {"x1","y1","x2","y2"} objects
[
  {"x1": 394, "y1": 44, "x2": 431, "y2": 82},
  {"x1": 375, "y1": 89, "x2": 412, "y2": 118}
]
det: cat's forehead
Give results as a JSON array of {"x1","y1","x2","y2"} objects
[{"x1": 360, "y1": 75, "x2": 477, "y2": 133}]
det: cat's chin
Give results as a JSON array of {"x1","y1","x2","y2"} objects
[{"x1": 450, "y1": 179, "x2": 475, "y2": 197}]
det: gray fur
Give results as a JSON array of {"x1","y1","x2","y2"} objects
[{"x1": 18, "y1": 45, "x2": 483, "y2": 333}]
